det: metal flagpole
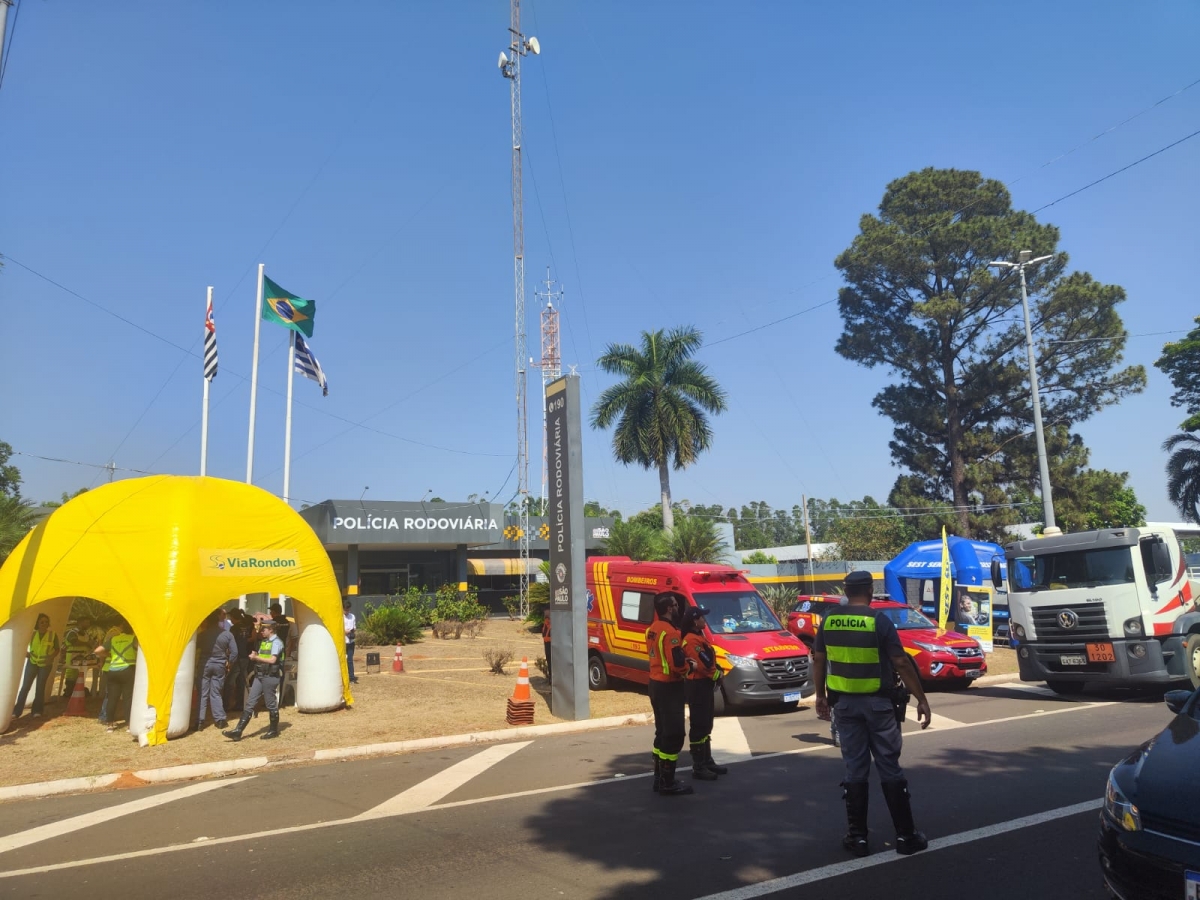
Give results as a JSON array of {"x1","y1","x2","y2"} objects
[
  {"x1": 246, "y1": 263, "x2": 265, "y2": 484},
  {"x1": 200, "y1": 286, "x2": 213, "y2": 476},
  {"x1": 802, "y1": 493, "x2": 814, "y2": 588},
  {"x1": 283, "y1": 330, "x2": 296, "y2": 505}
]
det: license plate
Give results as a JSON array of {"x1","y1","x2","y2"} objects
[
  {"x1": 1059, "y1": 655, "x2": 1087, "y2": 666},
  {"x1": 965, "y1": 669, "x2": 983, "y2": 679},
  {"x1": 783, "y1": 692, "x2": 801, "y2": 703},
  {"x1": 1186, "y1": 870, "x2": 1200, "y2": 900},
  {"x1": 1087, "y1": 642, "x2": 1116, "y2": 663}
]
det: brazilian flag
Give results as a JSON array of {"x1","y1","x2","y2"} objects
[{"x1": 262, "y1": 275, "x2": 316, "y2": 338}]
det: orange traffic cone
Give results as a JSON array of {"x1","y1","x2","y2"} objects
[
  {"x1": 64, "y1": 672, "x2": 88, "y2": 717},
  {"x1": 506, "y1": 657, "x2": 535, "y2": 725},
  {"x1": 392, "y1": 644, "x2": 404, "y2": 673},
  {"x1": 510, "y1": 657, "x2": 531, "y2": 702}
]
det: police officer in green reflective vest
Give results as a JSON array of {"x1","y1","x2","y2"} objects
[
  {"x1": 224, "y1": 618, "x2": 284, "y2": 741},
  {"x1": 813, "y1": 571, "x2": 932, "y2": 858}
]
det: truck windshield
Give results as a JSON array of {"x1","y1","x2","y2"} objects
[
  {"x1": 702, "y1": 591, "x2": 785, "y2": 634},
  {"x1": 1008, "y1": 546, "x2": 1135, "y2": 593}
]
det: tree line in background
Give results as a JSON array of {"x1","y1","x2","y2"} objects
[{"x1": 0, "y1": 442, "x2": 90, "y2": 564}]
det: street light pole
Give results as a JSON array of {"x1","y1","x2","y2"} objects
[{"x1": 989, "y1": 251, "x2": 1056, "y2": 532}]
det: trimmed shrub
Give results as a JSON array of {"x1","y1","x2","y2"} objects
[
  {"x1": 483, "y1": 647, "x2": 515, "y2": 674},
  {"x1": 430, "y1": 584, "x2": 487, "y2": 639},
  {"x1": 360, "y1": 600, "x2": 425, "y2": 646}
]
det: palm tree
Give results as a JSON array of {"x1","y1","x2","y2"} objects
[
  {"x1": 591, "y1": 327, "x2": 728, "y2": 532},
  {"x1": 600, "y1": 520, "x2": 663, "y2": 561},
  {"x1": 1164, "y1": 433, "x2": 1200, "y2": 523},
  {"x1": 660, "y1": 515, "x2": 729, "y2": 564}
]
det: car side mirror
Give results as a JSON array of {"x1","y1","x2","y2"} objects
[
  {"x1": 1164, "y1": 690, "x2": 1193, "y2": 715},
  {"x1": 990, "y1": 558, "x2": 1004, "y2": 589}
]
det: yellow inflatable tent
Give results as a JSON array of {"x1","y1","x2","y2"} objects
[{"x1": 0, "y1": 475, "x2": 351, "y2": 744}]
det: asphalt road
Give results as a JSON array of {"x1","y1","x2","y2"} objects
[{"x1": 0, "y1": 682, "x2": 1172, "y2": 899}]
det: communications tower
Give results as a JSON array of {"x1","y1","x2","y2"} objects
[{"x1": 498, "y1": 2, "x2": 540, "y2": 613}]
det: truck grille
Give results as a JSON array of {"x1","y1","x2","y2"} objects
[
  {"x1": 759, "y1": 655, "x2": 810, "y2": 689},
  {"x1": 1031, "y1": 604, "x2": 1109, "y2": 640}
]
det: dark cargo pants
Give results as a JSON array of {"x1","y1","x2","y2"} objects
[{"x1": 834, "y1": 693, "x2": 905, "y2": 783}]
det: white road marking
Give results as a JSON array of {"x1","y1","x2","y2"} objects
[
  {"x1": 924, "y1": 711, "x2": 966, "y2": 730},
  {"x1": 354, "y1": 741, "x2": 532, "y2": 819},
  {"x1": 692, "y1": 798, "x2": 1104, "y2": 900},
  {"x1": 0, "y1": 702, "x2": 1116, "y2": 877},
  {"x1": 710, "y1": 717, "x2": 754, "y2": 763},
  {"x1": 0, "y1": 777, "x2": 255, "y2": 856}
]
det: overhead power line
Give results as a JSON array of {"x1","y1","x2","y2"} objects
[{"x1": 1032, "y1": 126, "x2": 1200, "y2": 214}]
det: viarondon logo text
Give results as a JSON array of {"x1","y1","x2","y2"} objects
[{"x1": 201, "y1": 549, "x2": 301, "y2": 575}]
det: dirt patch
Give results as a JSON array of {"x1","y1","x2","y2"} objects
[
  {"x1": 0, "y1": 621, "x2": 651, "y2": 789},
  {"x1": 984, "y1": 647, "x2": 1019, "y2": 677}
]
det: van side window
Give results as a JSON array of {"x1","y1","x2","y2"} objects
[{"x1": 620, "y1": 590, "x2": 655, "y2": 624}]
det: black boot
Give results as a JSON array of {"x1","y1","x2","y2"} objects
[
  {"x1": 841, "y1": 782, "x2": 870, "y2": 857},
  {"x1": 223, "y1": 711, "x2": 252, "y2": 741},
  {"x1": 652, "y1": 754, "x2": 663, "y2": 793},
  {"x1": 657, "y1": 759, "x2": 694, "y2": 796},
  {"x1": 881, "y1": 780, "x2": 928, "y2": 855},
  {"x1": 701, "y1": 742, "x2": 729, "y2": 776},
  {"x1": 260, "y1": 710, "x2": 280, "y2": 740},
  {"x1": 690, "y1": 743, "x2": 719, "y2": 781}
]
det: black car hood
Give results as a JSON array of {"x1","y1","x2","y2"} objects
[{"x1": 1129, "y1": 713, "x2": 1200, "y2": 811}]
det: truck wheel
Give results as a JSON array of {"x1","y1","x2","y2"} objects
[
  {"x1": 587, "y1": 653, "x2": 608, "y2": 691},
  {"x1": 713, "y1": 682, "x2": 727, "y2": 717},
  {"x1": 1046, "y1": 680, "x2": 1086, "y2": 696},
  {"x1": 1186, "y1": 633, "x2": 1200, "y2": 690}
]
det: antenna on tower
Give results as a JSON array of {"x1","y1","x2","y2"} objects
[
  {"x1": 534, "y1": 268, "x2": 563, "y2": 511},
  {"x1": 498, "y1": 1, "x2": 540, "y2": 617}
]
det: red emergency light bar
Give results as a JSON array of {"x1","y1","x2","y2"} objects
[{"x1": 691, "y1": 570, "x2": 746, "y2": 583}]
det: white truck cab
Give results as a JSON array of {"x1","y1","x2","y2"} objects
[{"x1": 1000, "y1": 525, "x2": 1200, "y2": 695}]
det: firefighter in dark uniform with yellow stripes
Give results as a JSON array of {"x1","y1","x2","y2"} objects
[
  {"x1": 645, "y1": 591, "x2": 693, "y2": 796},
  {"x1": 813, "y1": 571, "x2": 932, "y2": 857}
]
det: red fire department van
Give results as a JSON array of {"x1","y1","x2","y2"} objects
[{"x1": 585, "y1": 557, "x2": 813, "y2": 713}]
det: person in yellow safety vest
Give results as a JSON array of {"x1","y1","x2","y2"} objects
[
  {"x1": 95, "y1": 621, "x2": 137, "y2": 733},
  {"x1": 12, "y1": 614, "x2": 61, "y2": 719},
  {"x1": 61, "y1": 614, "x2": 98, "y2": 700},
  {"x1": 813, "y1": 571, "x2": 931, "y2": 858}
]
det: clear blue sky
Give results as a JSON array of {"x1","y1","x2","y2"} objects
[{"x1": 3, "y1": 1, "x2": 1198, "y2": 525}]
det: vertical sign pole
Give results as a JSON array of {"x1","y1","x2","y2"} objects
[{"x1": 546, "y1": 375, "x2": 588, "y2": 721}]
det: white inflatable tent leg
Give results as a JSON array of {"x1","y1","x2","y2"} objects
[
  {"x1": 167, "y1": 633, "x2": 197, "y2": 738},
  {"x1": 0, "y1": 606, "x2": 41, "y2": 733},
  {"x1": 128, "y1": 633, "x2": 197, "y2": 741},
  {"x1": 129, "y1": 647, "x2": 151, "y2": 740},
  {"x1": 294, "y1": 603, "x2": 343, "y2": 712}
]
